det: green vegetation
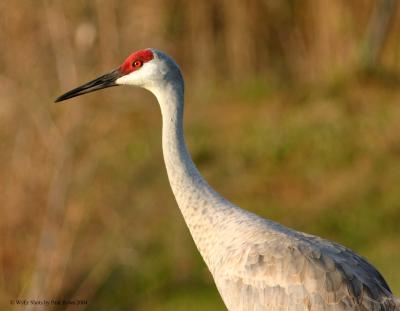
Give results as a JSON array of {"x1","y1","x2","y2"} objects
[{"x1": 1, "y1": 1, "x2": 399, "y2": 310}]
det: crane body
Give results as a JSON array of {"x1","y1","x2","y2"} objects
[{"x1": 56, "y1": 48, "x2": 399, "y2": 311}]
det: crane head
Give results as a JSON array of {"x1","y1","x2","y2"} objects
[{"x1": 55, "y1": 48, "x2": 182, "y2": 103}]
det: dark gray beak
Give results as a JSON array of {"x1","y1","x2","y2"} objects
[{"x1": 55, "y1": 69, "x2": 123, "y2": 103}]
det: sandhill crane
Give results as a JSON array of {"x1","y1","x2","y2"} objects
[{"x1": 55, "y1": 48, "x2": 399, "y2": 311}]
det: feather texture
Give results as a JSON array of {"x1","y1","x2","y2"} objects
[{"x1": 147, "y1": 49, "x2": 400, "y2": 311}]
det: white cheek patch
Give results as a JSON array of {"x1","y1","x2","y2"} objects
[
  {"x1": 115, "y1": 74, "x2": 133, "y2": 85},
  {"x1": 116, "y1": 62, "x2": 156, "y2": 86}
]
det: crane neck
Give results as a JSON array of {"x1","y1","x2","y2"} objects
[
  {"x1": 153, "y1": 81, "x2": 218, "y2": 204},
  {"x1": 151, "y1": 81, "x2": 234, "y2": 266}
]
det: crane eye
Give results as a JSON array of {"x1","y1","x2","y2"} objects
[{"x1": 133, "y1": 60, "x2": 143, "y2": 68}]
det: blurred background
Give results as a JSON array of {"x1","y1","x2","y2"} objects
[{"x1": 1, "y1": 0, "x2": 400, "y2": 310}]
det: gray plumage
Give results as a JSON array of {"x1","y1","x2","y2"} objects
[
  {"x1": 148, "y1": 50, "x2": 399, "y2": 310},
  {"x1": 57, "y1": 48, "x2": 399, "y2": 311}
]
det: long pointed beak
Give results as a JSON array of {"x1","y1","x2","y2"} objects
[{"x1": 55, "y1": 69, "x2": 123, "y2": 103}]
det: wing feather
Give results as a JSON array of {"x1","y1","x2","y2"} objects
[{"x1": 213, "y1": 227, "x2": 399, "y2": 311}]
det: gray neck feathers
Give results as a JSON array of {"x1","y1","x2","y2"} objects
[{"x1": 152, "y1": 81, "x2": 234, "y2": 267}]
